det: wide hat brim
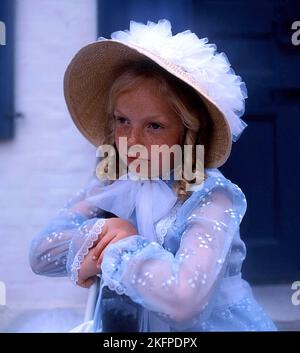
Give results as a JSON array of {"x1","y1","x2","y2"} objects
[{"x1": 63, "y1": 40, "x2": 232, "y2": 168}]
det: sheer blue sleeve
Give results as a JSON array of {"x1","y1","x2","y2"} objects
[
  {"x1": 100, "y1": 177, "x2": 247, "y2": 330},
  {"x1": 29, "y1": 176, "x2": 108, "y2": 283}
]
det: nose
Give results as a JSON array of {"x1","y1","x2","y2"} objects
[{"x1": 127, "y1": 127, "x2": 142, "y2": 146}]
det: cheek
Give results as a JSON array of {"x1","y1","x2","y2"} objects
[
  {"x1": 114, "y1": 128, "x2": 127, "y2": 149},
  {"x1": 145, "y1": 129, "x2": 183, "y2": 150},
  {"x1": 162, "y1": 128, "x2": 184, "y2": 147},
  {"x1": 115, "y1": 127, "x2": 125, "y2": 138}
]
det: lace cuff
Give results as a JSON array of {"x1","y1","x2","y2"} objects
[
  {"x1": 101, "y1": 236, "x2": 157, "y2": 297},
  {"x1": 70, "y1": 218, "x2": 108, "y2": 285}
]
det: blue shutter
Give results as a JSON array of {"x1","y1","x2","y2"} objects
[{"x1": 0, "y1": 0, "x2": 15, "y2": 140}]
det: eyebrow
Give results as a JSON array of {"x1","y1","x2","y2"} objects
[{"x1": 114, "y1": 109, "x2": 163, "y2": 120}]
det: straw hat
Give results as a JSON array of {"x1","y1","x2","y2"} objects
[{"x1": 64, "y1": 19, "x2": 248, "y2": 168}]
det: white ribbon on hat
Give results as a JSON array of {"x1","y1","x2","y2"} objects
[
  {"x1": 85, "y1": 172, "x2": 178, "y2": 243},
  {"x1": 101, "y1": 19, "x2": 248, "y2": 142}
]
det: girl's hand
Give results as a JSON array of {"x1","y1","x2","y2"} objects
[
  {"x1": 92, "y1": 217, "x2": 138, "y2": 269},
  {"x1": 77, "y1": 247, "x2": 99, "y2": 288}
]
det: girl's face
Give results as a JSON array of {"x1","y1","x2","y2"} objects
[{"x1": 114, "y1": 78, "x2": 185, "y2": 178}]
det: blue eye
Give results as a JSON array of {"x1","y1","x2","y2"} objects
[
  {"x1": 149, "y1": 123, "x2": 163, "y2": 130},
  {"x1": 115, "y1": 116, "x2": 128, "y2": 124}
]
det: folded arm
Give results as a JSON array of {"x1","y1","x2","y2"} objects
[
  {"x1": 100, "y1": 181, "x2": 247, "y2": 329},
  {"x1": 29, "y1": 176, "x2": 108, "y2": 279}
]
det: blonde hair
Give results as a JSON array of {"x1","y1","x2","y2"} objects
[{"x1": 99, "y1": 60, "x2": 212, "y2": 202}]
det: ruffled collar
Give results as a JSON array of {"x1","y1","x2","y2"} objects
[
  {"x1": 86, "y1": 168, "x2": 221, "y2": 242},
  {"x1": 86, "y1": 170, "x2": 178, "y2": 242}
]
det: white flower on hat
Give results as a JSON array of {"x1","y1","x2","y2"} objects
[{"x1": 98, "y1": 19, "x2": 248, "y2": 142}]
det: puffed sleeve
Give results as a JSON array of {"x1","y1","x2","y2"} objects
[
  {"x1": 100, "y1": 177, "x2": 247, "y2": 330},
  {"x1": 29, "y1": 175, "x2": 109, "y2": 283}
]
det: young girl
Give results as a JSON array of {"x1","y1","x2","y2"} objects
[{"x1": 29, "y1": 19, "x2": 277, "y2": 332}]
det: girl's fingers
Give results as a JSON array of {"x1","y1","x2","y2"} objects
[
  {"x1": 83, "y1": 277, "x2": 95, "y2": 288},
  {"x1": 92, "y1": 233, "x2": 115, "y2": 260},
  {"x1": 96, "y1": 236, "x2": 121, "y2": 268},
  {"x1": 92, "y1": 237, "x2": 109, "y2": 260},
  {"x1": 78, "y1": 276, "x2": 95, "y2": 288},
  {"x1": 96, "y1": 247, "x2": 106, "y2": 268}
]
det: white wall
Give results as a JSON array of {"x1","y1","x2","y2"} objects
[{"x1": 0, "y1": 0, "x2": 98, "y2": 332}]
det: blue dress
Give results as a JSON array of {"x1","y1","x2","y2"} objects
[{"x1": 29, "y1": 168, "x2": 277, "y2": 332}]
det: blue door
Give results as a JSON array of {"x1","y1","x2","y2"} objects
[
  {"x1": 202, "y1": 0, "x2": 300, "y2": 283},
  {"x1": 0, "y1": 0, "x2": 15, "y2": 140},
  {"x1": 97, "y1": 0, "x2": 300, "y2": 283}
]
